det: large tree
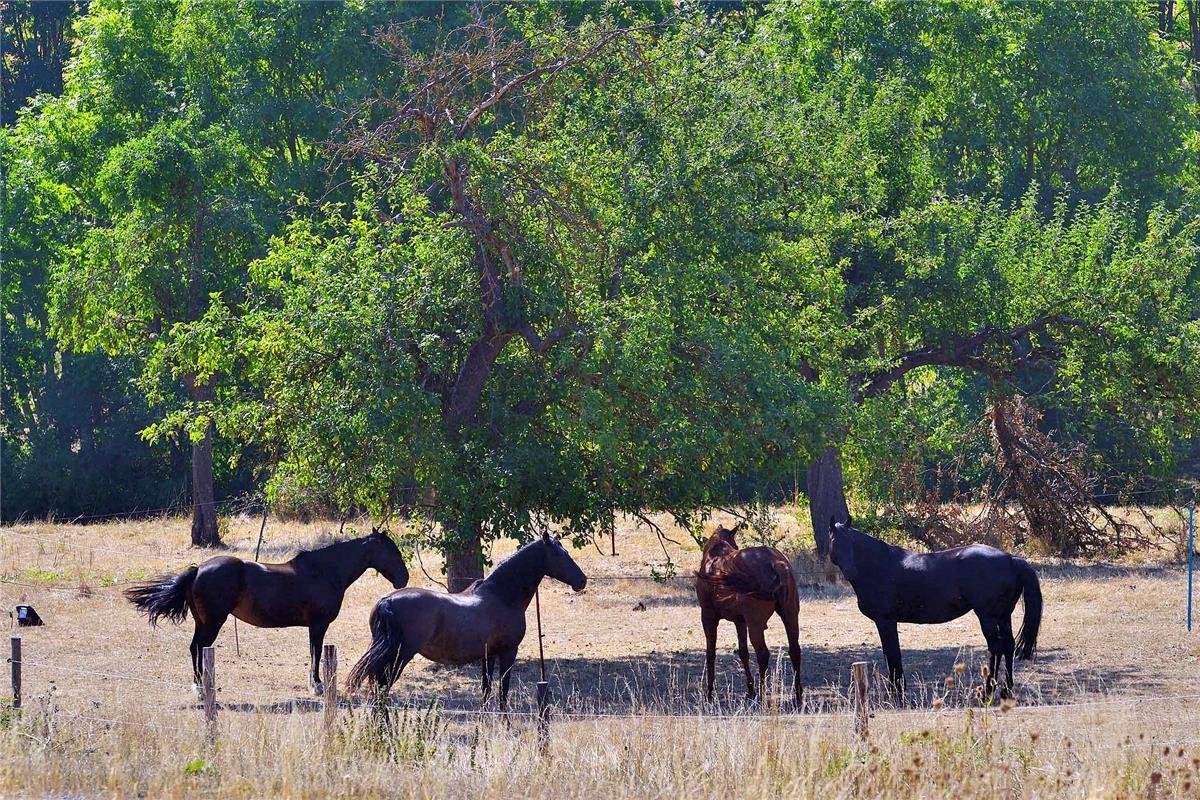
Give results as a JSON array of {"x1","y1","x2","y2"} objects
[
  {"x1": 241, "y1": 8, "x2": 828, "y2": 587},
  {"x1": 34, "y1": 0, "x2": 391, "y2": 543},
  {"x1": 758, "y1": 1, "x2": 1200, "y2": 553}
]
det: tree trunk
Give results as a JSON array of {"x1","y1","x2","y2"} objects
[
  {"x1": 188, "y1": 380, "x2": 220, "y2": 548},
  {"x1": 1188, "y1": 1, "x2": 1200, "y2": 102},
  {"x1": 445, "y1": 521, "x2": 484, "y2": 592},
  {"x1": 807, "y1": 446, "x2": 850, "y2": 557}
]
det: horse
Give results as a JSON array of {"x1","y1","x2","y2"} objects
[
  {"x1": 828, "y1": 517, "x2": 1042, "y2": 701},
  {"x1": 695, "y1": 522, "x2": 803, "y2": 705},
  {"x1": 124, "y1": 527, "x2": 409, "y2": 696},
  {"x1": 347, "y1": 532, "x2": 587, "y2": 710}
]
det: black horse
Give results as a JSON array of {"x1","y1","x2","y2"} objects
[
  {"x1": 348, "y1": 533, "x2": 587, "y2": 710},
  {"x1": 125, "y1": 528, "x2": 409, "y2": 696},
  {"x1": 829, "y1": 517, "x2": 1042, "y2": 700}
]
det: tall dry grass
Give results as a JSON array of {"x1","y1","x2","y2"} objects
[
  {"x1": 2, "y1": 509, "x2": 1197, "y2": 797},
  {"x1": 2, "y1": 691, "x2": 1198, "y2": 798}
]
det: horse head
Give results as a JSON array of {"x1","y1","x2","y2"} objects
[
  {"x1": 540, "y1": 532, "x2": 587, "y2": 592},
  {"x1": 828, "y1": 516, "x2": 857, "y2": 582},
  {"x1": 370, "y1": 527, "x2": 410, "y2": 589},
  {"x1": 703, "y1": 521, "x2": 745, "y2": 560}
]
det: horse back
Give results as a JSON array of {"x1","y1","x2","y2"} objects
[{"x1": 697, "y1": 546, "x2": 794, "y2": 613}]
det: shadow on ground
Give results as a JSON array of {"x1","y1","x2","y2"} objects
[{"x1": 209, "y1": 638, "x2": 1163, "y2": 718}]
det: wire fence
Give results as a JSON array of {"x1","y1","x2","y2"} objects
[{"x1": 9, "y1": 653, "x2": 1200, "y2": 724}]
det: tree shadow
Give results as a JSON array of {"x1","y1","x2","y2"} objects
[{"x1": 202, "y1": 639, "x2": 1151, "y2": 719}]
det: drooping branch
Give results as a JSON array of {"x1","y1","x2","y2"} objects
[{"x1": 853, "y1": 314, "x2": 1086, "y2": 401}]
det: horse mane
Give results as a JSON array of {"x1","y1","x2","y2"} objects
[
  {"x1": 484, "y1": 537, "x2": 543, "y2": 584},
  {"x1": 289, "y1": 534, "x2": 367, "y2": 567}
]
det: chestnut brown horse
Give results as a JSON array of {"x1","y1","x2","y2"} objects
[
  {"x1": 125, "y1": 528, "x2": 409, "y2": 696},
  {"x1": 696, "y1": 522, "x2": 803, "y2": 704}
]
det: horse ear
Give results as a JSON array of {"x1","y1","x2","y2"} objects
[
  {"x1": 541, "y1": 530, "x2": 550, "y2": 543},
  {"x1": 371, "y1": 526, "x2": 379, "y2": 536}
]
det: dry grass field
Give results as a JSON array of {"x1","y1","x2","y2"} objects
[{"x1": 2, "y1": 507, "x2": 1199, "y2": 798}]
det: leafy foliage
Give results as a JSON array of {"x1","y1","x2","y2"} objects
[{"x1": 4, "y1": 1, "x2": 1199, "y2": 559}]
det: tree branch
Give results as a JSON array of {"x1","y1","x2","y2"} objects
[{"x1": 853, "y1": 314, "x2": 1086, "y2": 401}]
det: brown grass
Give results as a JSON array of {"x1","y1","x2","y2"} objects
[{"x1": 1, "y1": 508, "x2": 1198, "y2": 798}]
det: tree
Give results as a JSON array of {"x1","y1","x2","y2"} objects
[
  {"x1": 757, "y1": 1, "x2": 1200, "y2": 552},
  {"x1": 242, "y1": 7, "x2": 827, "y2": 586},
  {"x1": 33, "y1": 0, "x2": 393, "y2": 543},
  {"x1": 0, "y1": 0, "x2": 87, "y2": 122},
  {"x1": 1, "y1": 0, "x2": 188, "y2": 523}
]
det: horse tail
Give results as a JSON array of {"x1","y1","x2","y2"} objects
[
  {"x1": 774, "y1": 558, "x2": 800, "y2": 617},
  {"x1": 123, "y1": 566, "x2": 197, "y2": 627},
  {"x1": 1014, "y1": 557, "x2": 1042, "y2": 660},
  {"x1": 348, "y1": 599, "x2": 404, "y2": 694}
]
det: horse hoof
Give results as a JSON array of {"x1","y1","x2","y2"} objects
[
  {"x1": 312, "y1": 682, "x2": 325, "y2": 697},
  {"x1": 192, "y1": 683, "x2": 203, "y2": 701}
]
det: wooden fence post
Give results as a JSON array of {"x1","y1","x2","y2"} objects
[
  {"x1": 9, "y1": 637, "x2": 20, "y2": 711},
  {"x1": 201, "y1": 646, "x2": 217, "y2": 739},
  {"x1": 851, "y1": 661, "x2": 869, "y2": 742},
  {"x1": 322, "y1": 644, "x2": 338, "y2": 734}
]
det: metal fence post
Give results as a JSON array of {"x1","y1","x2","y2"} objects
[
  {"x1": 1188, "y1": 505, "x2": 1194, "y2": 632},
  {"x1": 322, "y1": 644, "x2": 338, "y2": 735},
  {"x1": 9, "y1": 637, "x2": 20, "y2": 711}
]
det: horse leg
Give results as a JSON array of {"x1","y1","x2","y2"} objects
[
  {"x1": 308, "y1": 621, "x2": 330, "y2": 696},
  {"x1": 748, "y1": 625, "x2": 770, "y2": 703},
  {"x1": 191, "y1": 614, "x2": 227, "y2": 701},
  {"x1": 481, "y1": 653, "x2": 496, "y2": 704},
  {"x1": 780, "y1": 610, "x2": 803, "y2": 707},
  {"x1": 189, "y1": 623, "x2": 204, "y2": 697},
  {"x1": 701, "y1": 608, "x2": 719, "y2": 703},
  {"x1": 976, "y1": 613, "x2": 1003, "y2": 701},
  {"x1": 999, "y1": 617, "x2": 1016, "y2": 699},
  {"x1": 734, "y1": 618, "x2": 754, "y2": 700},
  {"x1": 874, "y1": 619, "x2": 904, "y2": 704},
  {"x1": 496, "y1": 646, "x2": 519, "y2": 712}
]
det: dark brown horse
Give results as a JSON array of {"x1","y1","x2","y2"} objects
[
  {"x1": 696, "y1": 522, "x2": 803, "y2": 704},
  {"x1": 125, "y1": 528, "x2": 409, "y2": 696},
  {"x1": 348, "y1": 533, "x2": 587, "y2": 709}
]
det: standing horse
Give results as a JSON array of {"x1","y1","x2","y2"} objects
[
  {"x1": 696, "y1": 522, "x2": 803, "y2": 704},
  {"x1": 348, "y1": 533, "x2": 587, "y2": 709},
  {"x1": 828, "y1": 517, "x2": 1042, "y2": 700},
  {"x1": 125, "y1": 528, "x2": 409, "y2": 696}
]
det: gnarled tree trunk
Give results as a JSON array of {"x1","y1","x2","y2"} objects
[
  {"x1": 187, "y1": 379, "x2": 220, "y2": 548},
  {"x1": 445, "y1": 520, "x2": 484, "y2": 592},
  {"x1": 807, "y1": 445, "x2": 850, "y2": 557}
]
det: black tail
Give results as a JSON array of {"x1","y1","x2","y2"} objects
[
  {"x1": 1014, "y1": 558, "x2": 1042, "y2": 660},
  {"x1": 348, "y1": 600, "x2": 405, "y2": 693},
  {"x1": 123, "y1": 567, "x2": 197, "y2": 627}
]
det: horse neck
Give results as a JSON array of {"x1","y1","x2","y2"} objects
[
  {"x1": 296, "y1": 538, "x2": 372, "y2": 589},
  {"x1": 483, "y1": 543, "x2": 545, "y2": 608},
  {"x1": 852, "y1": 530, "x2": 903, "y2": 571}
]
